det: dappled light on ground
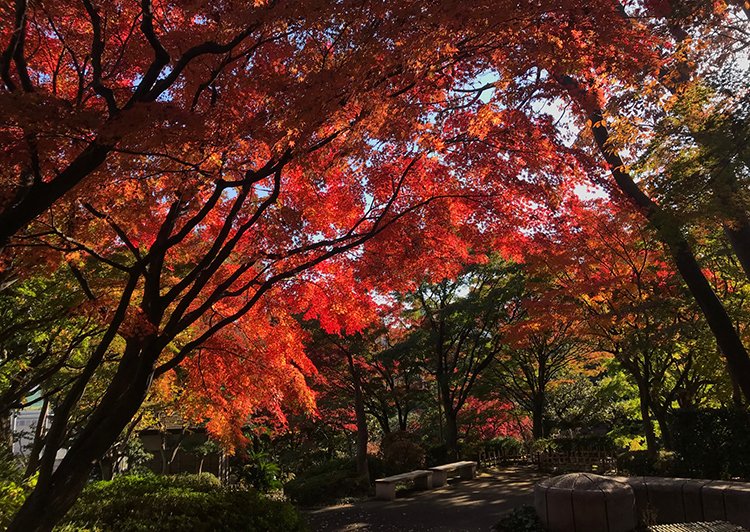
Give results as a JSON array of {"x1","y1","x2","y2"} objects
[{"x1": 306, "y1": 466, "x2": 546, "y2": 531}]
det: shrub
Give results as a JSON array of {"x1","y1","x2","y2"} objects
[
  {"x1": 0, "y1": 444, "x2": 29, "y2": 530},
  {"x1": 60, "y1": 473, "x2": 306, "y2": 532},
  {"x1": 482, "y1": 437, "x2": 524, "y2": 457},
  {"x1": 0, "y1": 475, "x2": 35, "y2": 530},
  {"x1": 425, "y1": 444, "x2": 449, "y2": 467},
  {"x1": 0, "y1": 443, "x2": 22, "y2": 482},
  {"x1": 284, "y1": 459, "x2": 368, "y2": 506},
  {"x1": 380, "y1": 432, "x2": 425, "y2": 475},
  {"x1": 548, "y1": 435, "x2": 616, "y2": 454},
  {"x1": 172, "y1": 471, "x2": 223, "y2": 490},
  {"x1": 492, "y1": 505, "x2": 544, "y2": 532},
  {"x1": 616, "y1": 450, "x2": 676, "y2": 477},
  {"x1": 232, "y1": 451, "x2": 283, "y2": 493}
]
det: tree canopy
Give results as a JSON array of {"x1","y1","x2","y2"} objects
[{"x1": 1, "y1": 1, "x2": 749, "y2": 530}]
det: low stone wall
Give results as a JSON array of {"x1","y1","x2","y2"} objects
[
  {"x1": 618, "y1": 476, "x2": 750, "y2": 529},
  {"x1": 535, "y1": 474, "x2": 750, "y2": 532},
  {"x1": 535, "y1": 473, "x2": 636, "y2": 532}
]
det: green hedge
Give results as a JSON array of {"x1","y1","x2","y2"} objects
[
  {"x1": 60, "y1": 473, "x2": 307, "y2": 532},
  {"x1": 284, "y1": 459, "x2": 369, "y2": 506},
  {"x1": 671, "y1": 408, "x2": 750, "y2": 480}
]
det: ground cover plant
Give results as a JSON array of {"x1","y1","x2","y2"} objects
[
  {"x1": 493, "y1": 506, "x2": 545, "y2": 532},
  {"x1": 59, "y1": 473, "x2": 306, "y2": 532}
]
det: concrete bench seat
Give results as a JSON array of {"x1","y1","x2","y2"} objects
[
  {"x1": 429, "y1": 461, "x2": 477, "y2": 487},
  {"x1": 375, "y1": 470, "x2": 433, "y2": 500}
]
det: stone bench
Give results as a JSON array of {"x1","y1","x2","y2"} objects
[
  {"x1": 429, "y1": 461, "x2": 477, "y2": 487},
  {"x1": 375, "y1": 470, "x2": 433, "y2": 500}
]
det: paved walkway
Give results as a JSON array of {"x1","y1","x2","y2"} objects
[{"x1": 305, "y1": 466, "x2": 545, "y2": 532}]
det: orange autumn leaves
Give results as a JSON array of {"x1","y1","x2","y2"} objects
[{"x1": 0, "y1": 0, "x2": 699, "y2": 453}]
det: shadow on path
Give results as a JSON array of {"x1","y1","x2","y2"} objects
[{"x1": 304, "y1": 466, "x2": 546, "y2": 532}]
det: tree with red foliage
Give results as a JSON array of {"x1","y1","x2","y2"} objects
[
  {"x1": 416, "y1": 0, "x2": 750, "y2": 402},
  {"x1": 2, "y1": 1, "x2": 747, "y2": 529},
  {"x1": 0, "y1": 2, "x2": 504, "y2": 527},
  {"x1": 460, "y1": 396, "x2": 527, "y2": 443},
  {"x1": 527, "y1": 199, "x2": 732, "y2": 455},
  {"x1": 543, "y1": 3, "x2": 750, "y2": 401}
]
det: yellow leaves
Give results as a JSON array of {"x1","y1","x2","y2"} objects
[
  {"x1": 467, "y1": 104, "x2": 503, "y2": 140},
  {"x1": 548, "y1": 34, "x2": 565, "y2": 50},
  {"x1": 64, "y1": 251, "x2": 83, "y2": 265},
  {"x1": 206, "y1": 152, "x2": 223, "y2": 170}
]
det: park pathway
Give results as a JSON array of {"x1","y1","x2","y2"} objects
[{"x1": 305, "y1": 466, "x2": 546, "y2": 532}]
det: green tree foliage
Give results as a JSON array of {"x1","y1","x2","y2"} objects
[{"x1": 390, "y1": 259, "x2": 525, "y2": 455}]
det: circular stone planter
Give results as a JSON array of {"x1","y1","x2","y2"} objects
[{"x1": 534, "y1": 473, "x2": 636, "y2": 532}]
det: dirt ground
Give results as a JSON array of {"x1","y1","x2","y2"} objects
[{"x1": 304, "y1": 466, "x2": 546, "y2": 532}]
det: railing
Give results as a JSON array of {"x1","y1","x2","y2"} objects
[
  {"x1": 536, "y1": 450, "x2": 616, "y2": 473},
  {"x1": 478, "y1": 447, "x2": 617, "y2": 474},
  {"x1": 477, "y1": 448, "x2": 529, "y2": 468}
]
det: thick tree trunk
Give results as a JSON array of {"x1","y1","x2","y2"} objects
[
  {"x1": 98, "y1": 458, "x2": 114, "y2": 481},
  {"x1": 557, "y1": 75, "x2": 750, "y2": 404},
  {"x1": 7, "y1": 346, "x2": 156, "y2": 532},
  {"x1": 652, "y1": 405, "x2": 673, "y2": 451},
  {"x1": 376, "y1": 410, "x2": 391, "y2": 435},
  {"x1": 444, "y1": 410, "x2": 459, "y2": 460},
  {"x1": 637, "y1": 382, "x2": 658, "y2": 459},
  {"x1": 24, "y1": 397, "x2": 49, "y2": 477},
  {"x1": 345, "y1": 351, "x2": 369, "y2": 482},
  {"x1": 437, "y1": 365, "x2": 460, "y2": 458},
  {"x1": 730, "y1": 367, "x2": 744, "y2": 408},
  {"x1": 395, "y1": 402, "x2": 407, "y2": 432},
  {"x1": 724, "y1": 219, "x2": 750, "y2": 282},
  {"x1": 531, "y1": 396, "x2": 545, "y2": 439}
]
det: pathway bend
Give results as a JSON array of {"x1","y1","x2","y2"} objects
[{"x1": 305, "y1": 465, "x2": 546, "y2": 532}]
